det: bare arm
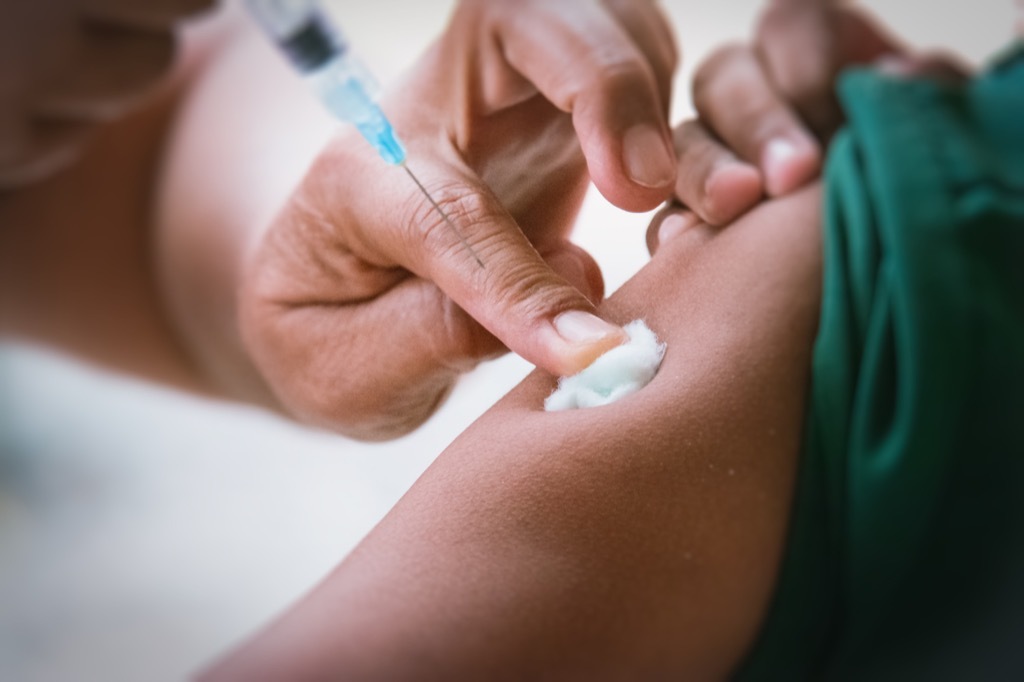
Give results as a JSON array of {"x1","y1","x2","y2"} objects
[{"x1": 204, "y1": 183, "x2": 823, "y2": 680}]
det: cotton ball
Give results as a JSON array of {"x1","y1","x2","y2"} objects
[{"x1": 544, "y1": 320, "x2": 666, "y2": 411}]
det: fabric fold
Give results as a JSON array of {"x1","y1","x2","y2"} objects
[{"x1": 738, "y1": 43, "x2": 1024, "y2": 679}]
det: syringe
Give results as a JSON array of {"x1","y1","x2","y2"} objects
[{"x1": 245, "y1": 0, "x2": 485, "y2": 268}]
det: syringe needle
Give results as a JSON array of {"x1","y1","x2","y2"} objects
[
  {"x1": 244, "y1": 3, "x2": 481, "y2": 267},
  {"x1": 402, "y1": 165, "x2": 485, "y2": 269}
]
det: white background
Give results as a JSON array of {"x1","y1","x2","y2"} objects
[{"x1": 0, "y1": 1, "x2": 1014, "y2": 679}]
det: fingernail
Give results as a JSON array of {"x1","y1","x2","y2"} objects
[
  {"x1": 762, "y1": 138, "x2": 810, "y2": 196},
  {"x1": 552, "y1": 311, "x2": 628, "y2": 372},
  {"x1": 658, "y1": 213, "x2": 698, "y2": 247},
  {"x1": 623, "y1": 124, "x2": 676, "y2": 188},
  {"x1": 554, "y1": 310, "x2": 623, "y2": 345},
  {"x1": 704, "y1": 161, "x2": 763, "y2": 225}
]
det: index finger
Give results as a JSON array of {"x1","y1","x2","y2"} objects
[{"x1": 490, "y1": 0, "x2": 677, "y2": 212}]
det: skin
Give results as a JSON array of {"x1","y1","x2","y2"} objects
[
  {"x1": 154, "y1": 0, "x2": 905, "y2": 440},
  {"x1": 2, "y1": 0, "x2": 963, "y2": 437},
  {"x1": 0, "y1": 0, "x2": 962, "y2": 391},
  {"x1": 8, "y1": 1, "x2": 1016, "y2": 677},
  {"x1": 0, "y1": 89, "x2": 199, "y2": 390},
  {"x1": 203, "y1": 182, "x2": 824, "y2": 680},
  {"x1": 2, "y1": 0, "x2": 897, "y2": 440},
  {"x1": 653, "y1": 1, "x2": 994, "y2": 230},
  {"x1": 203, "y1": 7, "x2": 1016, "y2": 676},
  {"x1": 0, "y1": 0, "x2": 216, "y2": 188},
  {"x1": 157, "y1": 0, "x2": 690, "y2": 439},
  {"x1": 0, "y1": 2, "x2": 226, "y2": 392},
  {"x1": 672, "y1": 2, "x2": 905, "y2": 227},
  {"x1": 2, "y1": 0, "x2": 681, "y2": 438}
]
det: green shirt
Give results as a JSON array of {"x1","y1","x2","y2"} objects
[{"x1": 738, "y1": 44, "x2": 1024, "y2": 680}]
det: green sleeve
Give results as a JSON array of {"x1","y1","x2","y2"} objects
[{"x1": 737, "y1": 44, "x2": 1024, "y2": 680}]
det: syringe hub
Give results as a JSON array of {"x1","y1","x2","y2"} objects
[{"x1": 247, "y1": 0, "x2": 406, "y2": 165}]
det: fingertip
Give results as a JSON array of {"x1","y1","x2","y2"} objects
[
  {"x1": 645, "y1": 207, "x2": 702, "y2": 256},
  {"x1": 656, "y1": 211, "x2": 701, "y2": 250},
  {"x1": 703, "y1": 162, "x2": 763, "y2": 225},
  {"x1": 588, "y1": 124, "x2": 676, "y2": 212},
  {"x1": 761, "y1": 137, "x2": 821, "y2": 197},
  {"x1": 590, "y1": 169, "x2": 675, "y2": 213},
  {"x1": 545, "y1": 310, "x2": 629, "y2": 376}
]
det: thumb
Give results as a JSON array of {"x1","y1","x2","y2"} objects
[{"x1": 395, "y1": 165, "x2": 627, "y2": 378}]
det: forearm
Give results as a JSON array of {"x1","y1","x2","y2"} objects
[{"x1": 204, "y1": 184, "x2": 824, "y2": 680}]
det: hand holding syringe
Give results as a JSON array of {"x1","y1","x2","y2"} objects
[
  {"x1": 246, "y1": 0, "x2": 484, "y2": 267},
  {"x1": 237, "y1": 0, "x2": 678, "y2": 438}
]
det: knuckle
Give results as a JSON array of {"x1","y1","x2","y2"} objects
[
  {"x1": 715, "y1": 89, "x2": 762, "y2": 128},
  {"x1": 743, "y1": 107, "x2": 794, "y2": 147},
  {"x1": 774, "y1": 63, "x2": 833, "y2": 107},
  {"x1": 693, "y1": 150, "x2": 727, "y2": 191},
  {"x1": 587, "y1": 35, "x2": 648, "y2": 77},
  {"x1": 692, "y1": 43, "x2": 749, "y2": 104},
  {"x1": 571, "y1": 51, "x2": 654, "y2": 112},
  {"x1": 701, "y1": 50, "x2": 758, "y2": 103},
  {"x1": 483, "y1": 256, "x2": 581, "y2": 325},
  {"x1": 399, "y1": 178, "x2": 494, "y2": 267},
  {"x1": 693, "y1": 59, "x2": 797, "y2": 149},
  {"x1": 672, "y1": 118, "x2": 702, "y2": 149},
  {"x1": 675, "y1": 124, "x2": 720, "y2": 179}
]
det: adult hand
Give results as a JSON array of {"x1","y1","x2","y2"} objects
[
  {"x1": 666, "y1": 1, "x2": 901, "y2": 226},
  {"x1": 240, "y1": 0, "x2": 679, "y2": 439}
]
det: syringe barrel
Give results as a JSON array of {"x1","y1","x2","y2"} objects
[
  {"x1": 307, "y1": 57, "x2": 406, "y2": 164},
  {"x1": 246, "y1": 0, "x2": 406, "y2": 165},
  {"x1": 246, "y1": 0, "x2": 343, "y2": 73}
]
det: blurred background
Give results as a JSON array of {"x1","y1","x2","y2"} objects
[{"x1": 0, "y1": 0, "x2": 1013, "y2": 679}]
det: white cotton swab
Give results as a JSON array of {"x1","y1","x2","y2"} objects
[{"x1": 544, "y1": 320, "x2": 666, "y2": 411}]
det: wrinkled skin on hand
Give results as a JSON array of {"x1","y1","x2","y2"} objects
[{"x1": 240, "y1": 0, "x2": 680, "y2": 439}]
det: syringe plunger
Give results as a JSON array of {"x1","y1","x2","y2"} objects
[{"x1": 245, "y1": 0, "x2": 406, "y2": 164}]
